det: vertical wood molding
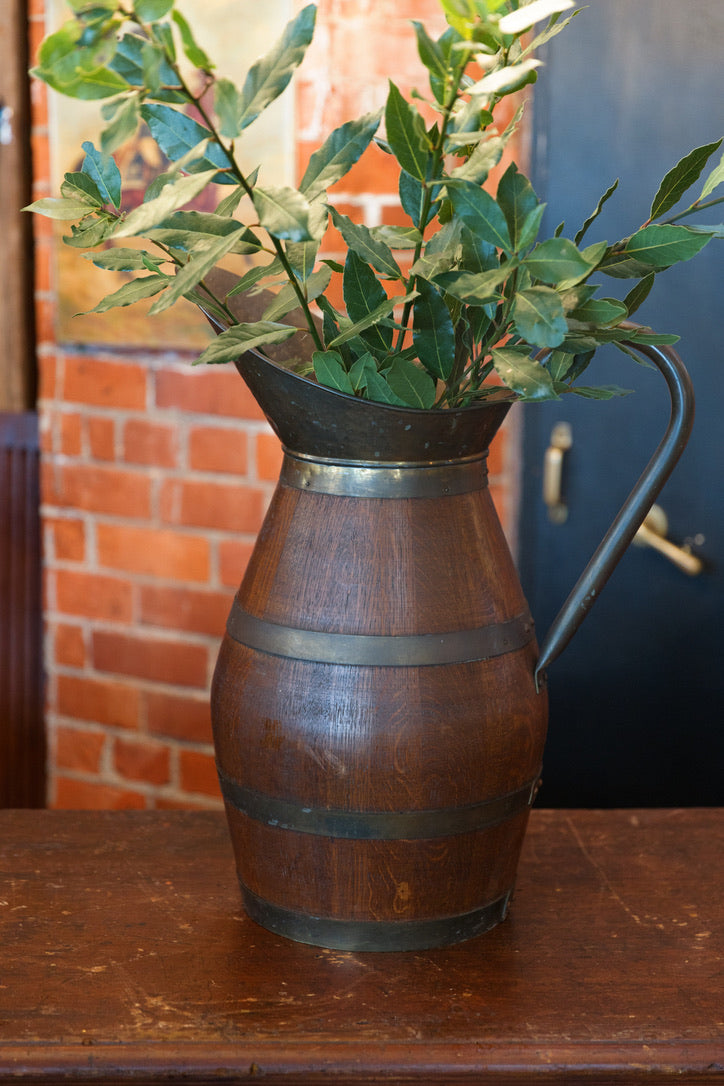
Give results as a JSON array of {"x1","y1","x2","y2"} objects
[{"x1": 0, "y1": 0, "x2": 35, "y2": 411}]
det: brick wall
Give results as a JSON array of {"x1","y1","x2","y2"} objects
[{"x1": 29, "y1": 0, "x2": 526, "y2": 809}]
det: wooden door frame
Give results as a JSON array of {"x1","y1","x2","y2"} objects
[{"x1": 0, "y1": 0, "x2": 36, "y2": 412}]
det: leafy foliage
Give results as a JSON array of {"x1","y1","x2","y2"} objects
[{"x1": 26, "y1": 0, "x2": 724, "y2": 406}]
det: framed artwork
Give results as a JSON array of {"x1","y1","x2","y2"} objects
[{"x1": 50, "y1": 0, "x2": 295, "y2": 349}]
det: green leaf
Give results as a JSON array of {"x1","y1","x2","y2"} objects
[
  {"x1": 328, "y1": 293, "x2": 417, "y2": 349},
  {"x1": 135, "y1": 0, "x2": 175, "y2": 22},
  {"x1": 650, "y1": 139, "x2": 723, "y2": 220},
  {"x1": 524, "y1": 237, "x2": 597, "y2": 285},
  {"x1": 100, "y1": 94, "x2": 141, "y2": 152},
  {"x1": 61, "y1": 171, "x2": 104, "y2": 207},
  {"x1": 622, "y1": 272, "x2": 655, "y2": 317},
  {"x1": 511, "y1": 286, "x2": 567, "y2": 348},
  {"x1": 569, "y1": 297, "x2": 628, "y2": 327},
  {"x1": 214, "y1": 78, "x2": 244, "y2": 140},
  {"x1": 80, "y1": 140, "x2": 121, "y2": 208},
  {"x1": 85, "y1": 247, "x2": 160, "y2": 271},
  {"x1": 433, "y1": 266, "x2": 509, "y2": 305},
  {"x1": 363, "y1": 368, "x2": 408, "y2": 406},
  {"x1": 343, "y1": 251, "x2": 392, "y2": 355},
  {"x1": 109, "y1": 32, "x2": 183, "y2": 99},
  {"x1": 491, "y1": 347, "x2": 559, "y2": 400},
  {"x1": 497, "y1": 0, "x2": 576, "y2": 35},
  {"x1": 34, "y1": 19, "x2": 129, "y2": 99},
  {"x1": 63, "y1": 216, "x2": 115, "y2": 247},
  {"x1": 262, "y1": 265, "x2": 331, "y2": 322},
  {"x1": 699, "y1": 151, "x2": 724, "y2": 201},
  {"x1": 140, "y1": 103, "x2": 231, "y2": 180},
  {"x1": 252, "y1": 185, "x2": 314, "y2": 243},
  {"x1": 148, "y1": 226, "x2": 248, "y2": 314},
  {"x1": 446, "y1": 180, "x2": 513, "y2": 252},
  {"x1": 145, "y1": 211, "x2": 261, "y2": 254},
  {"x1": 569, "y1": 384, "x2": 632, "y2": 400},
  {"x1": 192, "y1": 322, "x2": 298, "y2": 365},
  {"x1": 574, "y1": 178, "x2": 618, "y2": 246},
  {"x1": 466, "y1": 58, "x2": 541, "y2": 97},
  {"x1": 113, "y1": 169, "x2": 220, "y2": 237},
  {"x1": 300, "y1": 112, "x2": 382, "y2": 200},
  {"x1": 626, "y1": 329, "x2": 681, "y2": 345},
  {"x1": 384, "y1": 356, "x2": 437, "y2": 408},
  {"x1": 313, "y1": 351, "x2": 355, "y2": 395},
  {"x1": 24, "y1": 196, "x2": 97, "y2": 220},
  {"x1": 237, "y1": 4, "x2": 316, "y2": 131},
  {"x1": 624, "y1": 224, "x2": 711, "y2": 268},
  {"x1": 411, "y1": 20, "x2": 448, "y2": 103},
  {"x1": 348, "y1": 352, "x2": 379, "y2": 392},
  {"x1": 385, "y1": 81, "x2": 429, "y2": 182},
  {"x1": 496, "y1": 162, "x2": 539, "y2": 251},
  {"x1": 412, "y1": 279, "x2": 455, "y2": 380},
  {"x1": 329, "y1": 208, "x2": 402, "y2": 279},
  {"x1": 371, "y1": 224, "x2": 422, "y2": 249},
  {"x1": 171, "y1": 8, "x2": 214, "y2": 70},
  {"x1": 599, "y1": 250, "x2": 658, "y2": 279},
  {"x1": 81, "y1": 274, "x2": 169, "y2": 314}
]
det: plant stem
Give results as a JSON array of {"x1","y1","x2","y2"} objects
[
  {"x1": 394, "y1": 55, "x2": 471, "y2": 353},
  {"x1": 655, "y1": 194, "x2": 724, "y2": 228},
  {"x1": 151, "y1": 22, "x2": 325, "y2": 351}
]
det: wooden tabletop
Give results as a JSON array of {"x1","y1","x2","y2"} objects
[{"x1": 0, "y1": 808, "x2": 721, "y2": 1084}]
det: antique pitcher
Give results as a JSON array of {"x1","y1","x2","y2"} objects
[{"x1": 210, "y1": 334, "x2": 693, "y2": 951}]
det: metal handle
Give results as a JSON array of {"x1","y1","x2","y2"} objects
[
  {"x1": 633, "y1": 504, "x2": 703, "y2": 576},
  {"x1": 534, "y1": 326, "x2": 695, "y2": 687},
  {"x1": 543, "y1": 422, "x2": 573, "y2": 523}
]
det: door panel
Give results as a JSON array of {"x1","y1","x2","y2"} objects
[{"x1": 519, "y1": 0, "x2": 724, "y2": 806}]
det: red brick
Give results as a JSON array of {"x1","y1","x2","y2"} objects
[
  {"x1": 146, "y1": 691, "x2": 213, "y2": 744},
  {"x1": 60, "y1": 412, "x2": 82, "y2": 455},
  {"x1": 256, "y1": 431, "x2": 283, "y2": 481},
  {"x1": 37, "y1": 351, "x2": 58, "y2": 401},
  {"x1": 87, "y1": 416, "x2": 116, "y2": 460},
  {"x1": 155, "y1": 368, "x2": 264, "y2": 421},
  {"x1": 178, "y1": 749, "x2": 221, "y2": 798},
  {"x1": 96, "y1": 523, "x2": 210, "y2": 583},
  {"x1": 47, "y1": 516, "x2": 85, "y2": 561},
  {"x1": 160, "y1": 478, "x2": 266, "y2": 533},
  {"x1": 123, "y1": 418, "x2": 178, "y2": 467},
  {"x1": 188, "y1": 425, "x2": 247, "y2": 475},
  {"x1": 218, "y1": 539, "x2": 254, "y2": 588},
  {"x1": 55, "y1": 569, "x2": 134, "y2": 623},
  {"x1": 53, "y1": 777, "x2": 146, "y2": 810},
  {"x1": 53, "y1": 623, "x2": 86, "y2": 668},
  {"x1": 56, "y1": 674, "x2": 140, "y2": 729},
  {"x1": 42, "y1": 462, "x2": 151, "y2": 518},
  {"x1": 63, "y1": 356, "x2": 148, "y2": 409},
  {"x1": 140, "y1": 584, "x2": 231, "y2": 637},
  {"x1": 114, "y1": 737, "x2": 171, "y2": 785},
  {"x1": 55, "y1": 725, "x2": 106, "y2": 774},
  {"x1": 92, "y1": 630, "x2": 209, "y2": 688}
]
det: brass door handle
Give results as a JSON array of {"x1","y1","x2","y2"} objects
[
  {"x1": 543, "y1": 422, "x2": 572, "y2": 523},
  {"x1": 633, "y1": 504, "x2": 703, "y2": 576}
]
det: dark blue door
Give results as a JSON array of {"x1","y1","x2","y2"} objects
[{"x1": 519, "y1": 0, "x2": 724, "y2": 806}]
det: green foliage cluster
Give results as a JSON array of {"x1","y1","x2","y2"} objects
[{"x1": 27, "y1": 0, "x2": 724, "y2": 407}]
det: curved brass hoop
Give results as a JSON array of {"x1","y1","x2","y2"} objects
[
  {"x1": 280, "y1": 450, "x2": 489, "y2": 498},
  {"x1": 218, "y1": 769, "x2": 539, "y2": 840},
  {"x1": 226, "y1": 605, "x2": 535, "y2": 667}
]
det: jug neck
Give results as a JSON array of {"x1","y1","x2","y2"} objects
[{"x1": 234, "y1": 348, "x2": 515, "y2": 463}]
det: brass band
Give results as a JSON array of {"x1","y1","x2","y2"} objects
[
  {"x1": 280, "y1": 450, "x2": 489, "y2": 498},
  {"x1": 226, "y1": 605, "x2": 534, "y2": 667},
  {"x1": 219, "y1": 769, "x2": 539, "y2": 840}
]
